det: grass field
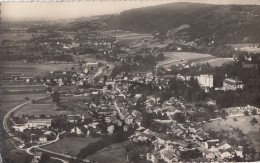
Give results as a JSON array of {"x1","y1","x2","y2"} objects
[
  {"x1": 193, "y1": 58, "x2": 233, "y2": 67},
  {"x1": 1, "y1": 61, "x2": 79, "y2": 76},
  {"x1": 43, "y1": 137, "x2": 101, "y2": 156},
  {"x1": 157, "y1": 52, "x2": 233, "y2": 67},
  {"x1": 2, "y1": 32, "x2": 49, "y2": 41},
  {"x1": 157, "y1": 52, "x2": 215, "y2": 67},
  {"x1": 88, "y1": 141, "x2": 129, "y2": 163},
  {"x1": 14, "y1": 103, "x2": 71, "y2": 117}
]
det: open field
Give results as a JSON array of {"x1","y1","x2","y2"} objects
[
  {"x1": 158, "y1": 52, "x2": 232, "y2": 67},
  {"x1": 2, "y1": 32, "x2": 49, "y2": 41},
  {"x1": 194, "y1": 58, "x2": 234, "y2": 67},
  {"x1": 88, "y1": 141, "x2": 129, "y2": 163},
  {"x1": 229, "y1": 44, "x2": 260, "y2": 54},
  {"x1": 158, "y1": 52, "x2": 214, "y2": 67},
  {"x1": 2, "y1": 85, "x2": 46, "y2": 91},
  {"x1": 1, "y1": 61, "x2": 79, "y2": 76},
  {"x1": 14, "y1": 103, "x2": 71, "y2": 117},
  {"x1": 43, "y1": 137, "x2": 101, "y2": 156}
]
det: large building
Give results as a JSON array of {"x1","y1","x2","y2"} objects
[
  {"x1": 186, "y1": 74, "x2": 213, "y2": 91},
  {"x1": 85, "y1": 62, "x2": 98, "y2": 68},
  {"x1": 197, "y1": 74, "x2": 214, "y2": 88},
  {"x1": 26, "y1": 119, "x2": 52, "y2": 129},
  {"x1": 223, "y1": 78, "x2": 244, "y2": 90}
]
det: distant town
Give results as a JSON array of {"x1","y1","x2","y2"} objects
[{"x1": 1, "y1": 2, "x2": 260, "y2": 163}]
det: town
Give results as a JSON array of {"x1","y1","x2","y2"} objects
[{"x1": 1, "y1": 2, "x2": 260, "y2": 163}]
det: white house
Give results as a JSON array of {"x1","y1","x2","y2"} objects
[{"x1": 39, "y1": 135, "x2": 47, "y2": 143}]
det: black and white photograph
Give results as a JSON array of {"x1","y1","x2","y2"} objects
[{"x1": 1, "y1": 1, "x2": 260, "y2": 162}]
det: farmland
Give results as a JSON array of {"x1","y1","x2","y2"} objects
[
  {"x1": 88, "y1": 141, "x2": 129, "y2": 163},
  {"x1": 2, "y1": 32, "x2": 49, "y2": 41},
  {"x1": 14, "y1": 102, "x2": 71, "y2": 117},
  {"x1": 1, "y1": 61, "x2": 79, "y2": 76},
  {"x1": 157, "y1": 52, "x2": 233, "y2": 67},
  {"x1": 43, "y1": 137, "x2": 101, "y2": 156}
]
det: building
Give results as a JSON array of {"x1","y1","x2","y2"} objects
[
  {"x1": 223, "y1": 78, "x2": 244, "y2": 90},
  {"x1": 39, "y1": 135, "x2": 48, "y2": 143},
  {"x1": 197, "y1": 74, "x2": 213, "y2": 88},
  {"x1": 147, "y1": 153, "x2": 159, "y2": 163},
  {"x1": 85, "y1": 62, "x2": 98, "y2": 68},
  {"x1": 26, "y1": 119, "x2": 52, "y2": 129}
]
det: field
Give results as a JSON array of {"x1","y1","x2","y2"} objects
[
  {"x1": 2, "y1": 32, "x2": 49, "y2": 41},
  {"x1": 229, "y1": 44, "x2": 260, "y2": 54},
  {"x1": 88, "y1": 141, "x2": 129, "y2": 163},
  {"x1": 14, "y1": 101, "x2": 71, "y2": 117},
  {"x1": 43, "y1": 137, "x2": 101, "y2": 156},
  {"x1": 157, "y1": 52, "x2": 232, "y2": 67},
  {"x1": 1, "y1": 61, "x2": 79, "y2": 76}
]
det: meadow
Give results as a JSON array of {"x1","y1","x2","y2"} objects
[
  {"x1": 88, "y1": 141, "x2": 129, "y2": 163},
  {"x1": 43, "y1": 137, "x2": 101, "y2": 156},
  {"x1": 157, "y1": 52, "x2": 232, "y2": 67}
]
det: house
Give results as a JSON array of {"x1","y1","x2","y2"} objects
[
  {"x1": 13, "y1": 124, "x2": 27, "y2": 132},
  {"x1": 34, "y1": 152, "x2": 43, "y2": 160},
  {"x1": 125, "y1": 115, "x2": 134, "y2": 125},
  {"x1": 160, "y1": 148, "x2": 178, "y2": 163},
  {"x1": 220, "y1": 150, "x2": 234, "y2": 159},
  {"x1": 203, "y1": 139, "x2": 219, "y2": 149},
  {"x1": 218, "y1": 140, "x2": 231, "y2": 150},
  {"x1": 107, "y1": 125, "x2": 114, "y2": 135},
  {"x1": 146, "y1": 152, "x2": 159, "y2": 163},
  {"x1": 233, "y1": 146, "x2": 243, "y2": 158},
  {"x1": 223, "y1": 78, "x2": 244, "y2": 90},
  {"x1": 67, "y1": 115, "x2": 81, "y2": 123},
  {"x1": 39, "y1": 135, "x2": 47, "y2": 143},
  {"x1": 85, "y1": 62, "x2": 98, "y2": 68},
  {"x1": 71, "y1": 127, "x2": 83, "y2": 135}
]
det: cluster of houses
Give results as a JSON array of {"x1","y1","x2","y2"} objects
[{"x1": 129, "y1": 120, "x2": 245, "y2": 162}]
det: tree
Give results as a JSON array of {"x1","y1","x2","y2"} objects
[
  {"x1": 47, "y1": 87, "x2": 52, "y2": 94},
  {"x1": 251, "y1": 117, "x2": 258, "y2": 124},
  {"x1": 251, "y1": 108, "x2": 257, "y2": 115},
  {"x1": 25, "y1": 97, "x2": 30, "y2": 101},
  {"x1": 51, "y1": 91, "x2": 61, "y2": 104},
  {"x1": 173, "y1": 113, "x2": 185, "y2": 123},
  {"x1": 233, "y1": 117, "x2": 238, "y2": 121},
  {"x1": 39, "y1": 153, "x2": 51, "y2": 163},
  {"x1": 244, "y1": 111, "x2": 249, "y2": 116},
  {"x1": 156, "y1": 52, "x2": 165, "y2": 61}
]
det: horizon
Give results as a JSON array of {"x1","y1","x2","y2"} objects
[{"x1": 2, "y1": 0, "x2": 260, "y2": 21}]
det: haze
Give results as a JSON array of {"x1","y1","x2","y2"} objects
[{"x1": 2, "y1": 0, "x2": 260, "y2": 21}]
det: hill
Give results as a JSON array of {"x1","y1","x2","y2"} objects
[{"x1": 107, "y1": 2, "x2": 260, "y2": 44}]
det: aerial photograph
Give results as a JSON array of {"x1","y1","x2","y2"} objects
[{"x1": 0, "y1": 0, "x2": 260, "y2": 163}]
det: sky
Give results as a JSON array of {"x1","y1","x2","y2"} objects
[{"x1": 2, "y1": 0, "x2": 260, "y2": 21}]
